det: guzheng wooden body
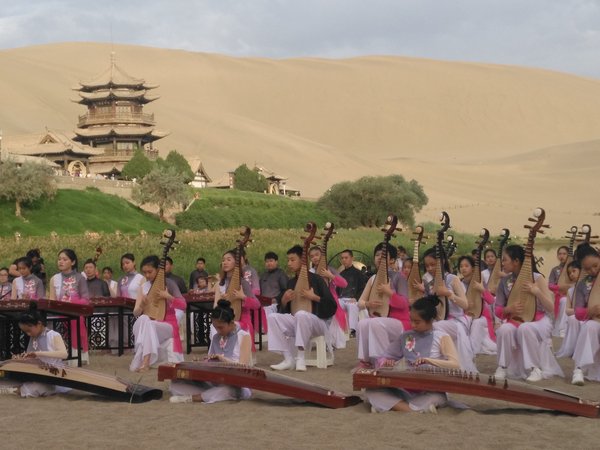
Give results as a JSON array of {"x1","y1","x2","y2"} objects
[
  {"x1": 142, "y1": 229, "x2": 178, "y2": 321},
  {"x1": 0, "y1": 299, "x2": 93, "y2": 317},
  {"x1": 89, "y1": 296, "x2": 136, "y2": 309},
  {"x1": 0, "y1": 358, "x2": 162, "y2": 403},
  {"x1": 487, "y1": 228, "x2": 510, "y2": 296},
  {"x1": 407, "y1": 226, "x2": 425, "y2": 301},
  {"x1": 506, "y1": 208, "x2": 549, "y2": 323},
  {"x1": 292, "y1": 222, "x2": 318, "y2": 315},
  {"x1": 158, "y1": 361, "x2": 361, "y2": 408},
  {"x1": 466, "y1": 228, "x2": 490, "y2": 318},
  {"x1": 557, "y1": 226, "x2": 578, "y2": 294},
  {"x1": 353, "y1": 368, "x2": 599, "y2": 418},
  {"x1": 184, "y1": 292, "x2": 215, "y2": 304},
  {"x1": 366, "y1": 215, "x2": 399, "y2": 318}
]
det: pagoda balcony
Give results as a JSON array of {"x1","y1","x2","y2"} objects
[{"x1": 78, "y1": 112, "x2": 156, "y2": 127}]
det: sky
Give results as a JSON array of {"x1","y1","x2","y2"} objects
[{"x1": 2, "y1": 0, "x2": 600, "y2": 78}]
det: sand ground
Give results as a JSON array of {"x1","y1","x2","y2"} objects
[{"x1": 2, "y1": 334, "x2": 600, "y2": 450}]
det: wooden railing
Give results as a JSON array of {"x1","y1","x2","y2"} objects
[{"x1": 77, "y1": 112, "x2": 155, "y2": 127}]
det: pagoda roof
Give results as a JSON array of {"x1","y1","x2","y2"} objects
[
  {"x1": 2, "y1": 130, "x2": 104, "y2": 157},
  {"x1": 74, "y1": 89, "x2": 159, "y2": 104},
  {"x1": 0, "y1": 150, "x2": 60, "y2": 167},
  {"x1": 74, "y1": 126, "x2": 169, "y2": 139},
  {"x1": 74, "y1": 55, "x2": 158, "y2": 91},
  {"x1": 254, "y1": 164, "x2": 288, "y2": 181}
]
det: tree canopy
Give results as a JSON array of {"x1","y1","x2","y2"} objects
[
  {"x1": 233, "y1": 164, "x2": 268, "y2": 192},
  {"x1": 163, "y1": 150, "x2": 194, "y2": 183},
  {"x1": 121, "y1": 148, "x2": 154, "y2": 180},
  {"x1": 132, "y1": 167, "x2": 191, "y2": 221},
  {"x1": 0, "y1": 159, "x2": 56, "y2": 217},
  {"x1": 317, "y1": 175, "x2": 428, "y2": 228}
]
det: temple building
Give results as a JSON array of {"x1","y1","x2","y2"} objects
[{"x1": 73, "y1": 54, "x2": 169, "y2": 175}]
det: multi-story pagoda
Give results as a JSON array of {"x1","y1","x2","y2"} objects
[{"x1": 73, "y1": 54, "x2": 169, "y2": 175}]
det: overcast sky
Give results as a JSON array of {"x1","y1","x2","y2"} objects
[{"x1": 2, "y1": 0, "x2": 600, "y2": 77}]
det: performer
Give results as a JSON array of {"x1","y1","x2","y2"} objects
[
  {"x1": 212, "y1": 249, "x2": 260, "y2": 351},
  {"x1": 356, "y1": 244, "x2": 410, "y2": 368},
  {"x1": 494, "y1": 245, "x2": 562, "y2": 381},
  {"x1": 117, "y1": 253, "x2": 145, "y2": 299},
  {"x1": 481, "y1": 249, "x2": 499, "y2": 288},
  {"x1": 548, "y1": 246, "x2": 570, "y2": 337},
  {"x1": 548, "y1": 246, "x2": 569, "y2": 286},
  {"x1": 101, "y1": 266, "x2": 118, "y2": 298},
  {"x1": 0, "y1": 304, "x2": 69, "y2": 398},
  {"x1": 555, "y1": 261, "x2": 582, "y2": 358},
  {"x1": 338, "y1": 249, "x2": 366, "y2": 338},
  {"x1": 259, "y1": 251, "x2": 289, "y2": 306},
  {"x1": 309, "y1": 246, "x2": 349, "y2": 349},
  {"x1": 457, "y1": 256, "x2": 497, "y2": 355},
  {"x1": 365, "y1": 295, "x2": 460, "y2": 413},
  {"x1": 169, "y1": 300, "x2": 252, "y2": 404},
  {"x1": 268, "y1": 245, "x2": 337, "y2": 371},
  {"x1": 83, "y1": 259, "x2": 110, "y2": 298},
  {"x1": 11, "y1": 257, "x2": 45, "y2": 300},
  {"x1": 48, "y1": 249, "x2": 90, "y2": 365},
  {"x1": 571, "y1": 244, "x2": 600, "y2": 385},
  {"x1": 420, "y1": 248, "x2": 476, "y2": 372},
  {"x1": 241, "y1": 253, "x2": 261, "y2": 296},
  {"x1": 189, "y1": 257, "x2": 209, "y2": 290},
  {"x1": 130, "y1": 255, "x2": 186, "y2": 372},
  {"x1": 0, "y1": 267, "x2": 12, "y2": 300}
]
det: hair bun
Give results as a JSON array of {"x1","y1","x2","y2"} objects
[
  {"x1": 426, "y1": 295, "x2": 441, "y2": 307},
  {"x1": 217, "y1": 299, "x2": 232, "y2": 309},
  {"x1": 28, "y1": 302, "x2": 39, "y2": 313}
]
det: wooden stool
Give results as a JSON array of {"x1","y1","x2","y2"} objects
[{"x1": 305, "y1": 336, "x2": 334, "y2": 369}]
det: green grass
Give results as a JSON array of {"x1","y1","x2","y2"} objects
[
  {"x1": 176, "y1": 189, "x2": 336, "y2": 230},
  {"x1": 0, "y1": 188, "x2": 165, "y2": 237}
]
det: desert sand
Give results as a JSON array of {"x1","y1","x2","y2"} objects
[
  {"x1": 2, "y1": 335, "x2": 599, "y2": 450},
  {"x1": 1, "y1": 43, "x2": 599, "y2": 236}
]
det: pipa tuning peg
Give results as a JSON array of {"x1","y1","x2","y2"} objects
[
  {"x1": 542, "y1": 224, "x2": 550, "y2": 228},
  {"x1": 524, "y1": 225, "x2": 532, "y2": 229},
  {"x1": 538, "y1": 230, "x2": 545, "y2": 234},
  {"x1": 527, "y1": 218, "x2": 538, "y2": 222}
]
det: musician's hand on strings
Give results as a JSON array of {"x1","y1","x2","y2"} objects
[
  {"x1": 232, "y1": 288, "x2": 245, "y2": 301},
  {"x1": 368, "y1": 296, "x2": 383, "y2": 308},
  {"x1": 380, "y1": 358, "x2": 396, "y2": 368},
  {"x1": 587, "y1": 304, "x2": 600, "y2": 319},
  {"x1": 158, "y1": 289, "x2": 173, "y2": 301},
  {"x1": 320, "y1": 268, "x2": 335, "y2": 281},
  {"x1": 472, "y1": 281, "x2": 484, "y2": 293},
  {"x1": 414, "y1": 281, "x2": 425, "y2": 293},
  {"x1": 435, "y1": 286, "x2": 452, "y2": 298},
  {"x1": 505, "y1": 302, "x2": 524, "y2": 315},
  {"x1": 281, "y1": 289, "x2": 294, "y2": 305},
  {"x1": 413, "y1": 357, "x2": 429, "y2": 367},
  {"x1": 376, "y1": 283, "x2": 393, "y2": 297},
  {"x1": 522, "y1": 281, "x2": 540, "y2": 296},
  {"x1": 303, "y1": 288, "x2": 320, "y2": 302}
]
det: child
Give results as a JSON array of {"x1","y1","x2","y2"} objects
[
  {"x1": 169, "y1": 299, "x2": 252, "y2": 404},
  {"x1": 365, "y1": 295, "x2": 460, "y2": 413}
]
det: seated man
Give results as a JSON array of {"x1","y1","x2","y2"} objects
[{"x1": 268, "y1": 245, "x2": 337, "y2": 371}]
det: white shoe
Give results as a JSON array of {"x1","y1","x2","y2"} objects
[
  {"x1": 270, "y1": 358, "x2": 295, "y2": 371},
  {"x1": 526, "y1": 367, "x2": 543, "y2": 382},
  {"x1": 370, "y1": 406, "x2": 380, "y2": 414},
  {"x1": 295, "y1": 358, "x2": 307, "y2": 372},
  {"x1": 572, "y1": 368, "x2": 585, "y2": 386},
  {"x1": 0, "y1": 387, "x2": 18, "y2": 395},
  {"x1": 421, "y1": 404, "x2": 438, "y2": 414},
  {"x1": 169, "y1": 395, "x2": 193, "y2": 403},
  {"x1": 494, "y1": 366, "x2": 507, "y2": 380}
]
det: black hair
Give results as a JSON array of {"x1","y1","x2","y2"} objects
[
  {"x1": 483, "y1": 248, "x2": 497, "y2": 258},
  {"x1": 0, "y1": 267, "x2": 9, "y2": 273},
  {"x1": 557, "y1": 246, "x2": 569, "y2": 254},
  {"x1": 120, "y1": 253, "x2": 136, "y2": 268},
  {"x1": 58, "y1": 248, "x2": 78, "y2": 271},
  {"x1": 140, "y1": 255, "x2": 160, "y2": 269},
  {"x1": 287, "y1": 245, "x2": 304, "y2": 258},
  {"x1": 165, "y1": 256, "x2": 174, "y2": 265},
  {"x1": 219, "y1": 249, "x2": 239, "y2": 286},
  {"x1": 18, "y1": 303, "x2": 45, "y2": 326},
  {"x1": 374, "y1": 242, "x2": 398, "y2": 260},
  {"x1": 212, "y1": 299, "x2": 235, "y2": 323},
  {"x1": 15, "y1": 256, "x2": 33, "y2": 269},
  {"x1": 101, "y1": 266, "x2": 113, "y2": 274},
  {"x1": 504, "y1": 244, "x2": 525, "y2": 264},
  {"x1": 567, "y1": 260, "x2": 581, "y2": 270},
  {"x1": 264, "y1": 251, "x2": 278, "y2": 261},
  {"x1": 196, "y1": 257, "x2": 206, "y2": 264},
  {"x1": 397, "y1": 246, "x2": 407, "y2": 253},
  {"x1": 83, "y1": 258, "x2": 96, "y2": 268},
  {"x1": 410, "y1": 295, "x2": 441, "y2": 322},
  {"x1": 309, "y1": 246, "x2": 321, "y2": 254},
  {"x1": 423, "y1": 247, "x2": 451, "y2": 273},
  {"x1": 341, "y1": 249, "x2": 353, "y2": 257},
  {"x1": 26, "y1": 249, "x2": 41, "y2": 259},
  {"x1": 575, "y1": 243, "x2": 599, "y2": 262},
  {"x1": 457, "y1": 255, "x2": 475, "y2": 269}
]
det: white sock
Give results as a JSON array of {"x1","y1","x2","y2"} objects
[{"x1": 296, "y1": 350, "x2": 305, "y2": 361}]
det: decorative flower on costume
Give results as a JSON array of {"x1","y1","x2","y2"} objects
[{"x1": 405, "y1": 335, "x2": 416, "y2": 352}]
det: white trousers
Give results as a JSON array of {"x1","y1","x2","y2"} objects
[
  {"x1": 267, "y1": 311, "x2": 328, "y2": 355},
  {"x1": 170, "y1": 380, "x2": 251, "y2": 403},
  {"x1": 470, "y1": 316, "x2": 497, "y2": 355},
  {"x1": 555, "y1": 315, "x2": 581, "y2": 358},
  {"x1": 356, "y1": 317, "x2": 404, "y2": 362},
  {"x1": 496, "y1": 316, "x2": 563, "y2": 379},
  {"x1": 367, "y1": 388, "x2": 448, "y2": 412},
  {"x1": 573, "y1": 320, "x2": 600, "y2": 381},
  {"x1": 130, "y1": 314, "x2": 182, "y2": 371},
  {"x1": 339, "y1": 298, "x2": 360, "y2": 330},
  {"x1": 434, "y1": 317, "x2": 478, "y2": 373},
  {"x1": 552, "y1": 296, "x2": 568, "y2": 337}
]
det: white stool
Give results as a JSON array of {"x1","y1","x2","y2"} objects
[{"x1": 305, "y1": 336, "x2": 334, "y2": 369}]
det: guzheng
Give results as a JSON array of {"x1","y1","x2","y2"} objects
[
  {"x1": 353, "y1": 368, "x2": 599, "y2": 418},
  {"x1": 158, "y1": 361, "x2": 361, "y2": 409},
  {"x1": 183, "y1": 292, "x2": 216, "y2": 304},
  {"x1": 0, "y1": 299, "x2": 93, "y2": 317},
  {"x1": 0, "y1": 358, "x2": 162, "y2": 403},
  {"x1": 89, "y1": 296, "x2": 136, "y2": 309}
]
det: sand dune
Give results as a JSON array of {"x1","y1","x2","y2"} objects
[{"x1": 0, "y1": 42, "x2": 599, "y2": 236}]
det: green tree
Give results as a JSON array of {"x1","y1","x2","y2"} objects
[
  {"x1": 132, "y1": 168, "x2": 191, "y2": 221},
  {"x1": 233, "y1": 164, "x2": 268, "y2": 192},
  {"x1": 163, "y1": 150, "x2": 194, "y2": 183},
  {"x1": 317, "y1": 175, "x2": 428, "y2": 228},
  {"x1": 121, "y1": 148, "x2": 153, "y2": 180},
  {"x1": 0, "y1": 159, "x2": 56, "y2": 217}
]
